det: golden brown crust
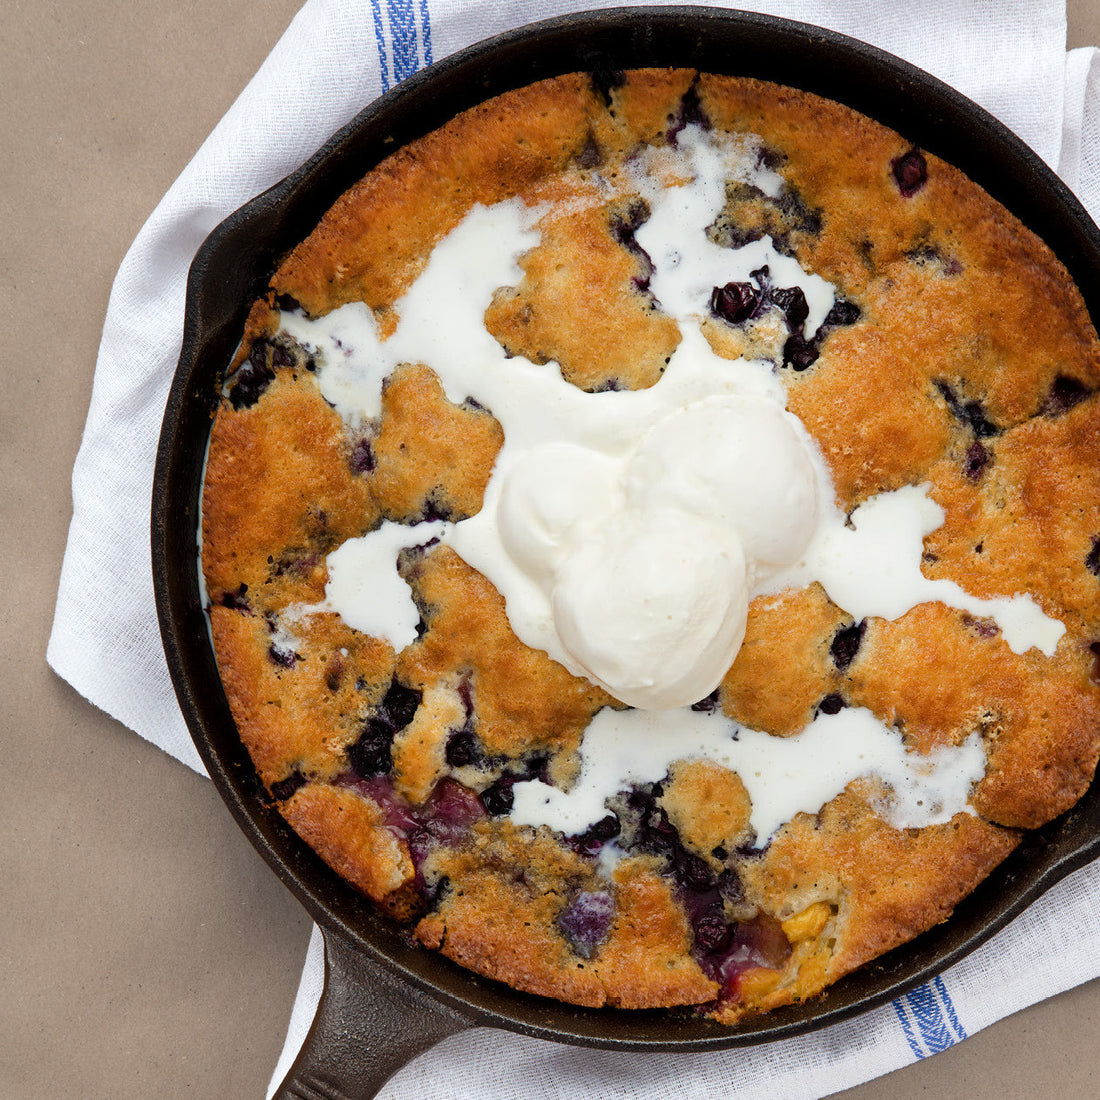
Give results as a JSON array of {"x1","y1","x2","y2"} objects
[
  {"x1": 396, "y1": 545, "x2": 612, "y2": 769},
  {"x1": 417, "y1": 876, "x2": 609, "y2": 1006},
  {"x1": 202, "y1": 369, "x2": 376, "y2": 605},
  {"x1": 421, "y1": 831, "x2": 716, "y2": 1009},
  {"x1": 274, "y1": 75, "x2": 598, "y2": 316},
  {"x1": 595, "y1": 863, "x2": 718, "y2": 1008},
  {"x1": 924, "y1": 397, "x2": 1100, "y2": 637},
  {"x1": 721, "y1": 584, "x2": 846, "y2": 734},
  {"x1": 484, "y1": 174, "x2": 681, "y2": 391},
  {"x1": 740, "y1": 791, "x2": 1020, "y2": 1001},
  {"x1": 848, "y1": 603, "x2": 1100, "y2": 828},
  {"x1": 281, "y1": 784, "x2": 418, "y2": 919},
  {"x1": 698, "y1": 74, "x2": 1100, "y2": 507},
  {"x1": 371, "y1": 362, "x2": 504, "y2": 523},
  {"x1": 659, "y1": 760, "x2": 752, "y2": 870},
  {"x1": 784, "y1": 324, "x2": 956, "y2": 506},
  {"x1": 417, "y1": 824, "x2": 606, "y2": 1005},
  {"x1": 210, "y1": 606, "x2": 394, "y2": 787},
  {"x1": 592, "y1": 68, "x2": 698, "y2": 156}
]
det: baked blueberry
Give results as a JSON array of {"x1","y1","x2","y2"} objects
[{"x1": 892, "y1": 148, "x2": 928, "y2": 196}]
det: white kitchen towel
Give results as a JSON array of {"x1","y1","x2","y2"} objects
[{"x1": 47, "y1": 1, "x2": 1100, "y2": 1097}]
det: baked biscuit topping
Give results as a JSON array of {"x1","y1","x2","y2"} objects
[{"x1": 202, "y1": 70, "x2": 1100, "y2": 1020}]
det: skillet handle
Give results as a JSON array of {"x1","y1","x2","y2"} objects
[{"x1": 273, "y1": 929, "x2": 476, "y2": 1100}]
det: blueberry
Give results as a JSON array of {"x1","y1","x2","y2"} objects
[
  {"x1": 691, "y1": 689, "x2": 720, "y2": 713},
  {"x1": 720, "y1": 224, "x2": 766, "y2": 249},
  {"x1": 610, "y1": 200, "x2": 655, "y2": 299},
  {"x1": 590, "y1": 68, "x2": 625, "y2": 108},
  {"x1": 818, "y1": 693, "x2": 846, "y2": 715},
  {"x1": 346, "y1": 720, "x2": 394, "y2": 777},
  {"x1": 267, "y1": 643, "x2": 297, "y2": 668},
  {"x1": 1086, "y1": 537, "x2": 1100, "y2": 577},
  {"x1": 906, "y1": 244, "x2": 942, "y2": 266},
  {"x1": 694, "y1": 913, "x2": 733, "y2": 953},
  {"x1": 963, "y1": 400, "x2": 998, "y2": 438},
  {"x1": 480, "y1": 777, "x2": 515, "y2": 816},
  {"x1": 405, "y1": 826, "x2": 433, "y2": 871},
  {"x1": 418, "y1": 493, "x2": 455, "y2": 523},
  {"x1": 782, "y1": 332, "x2": 819, "y2": 371},
  {"x1": 270, "y1": 551, "x2": 319, "y2": 581},
  {"x1": 516, "y1": 752, "x2": 550, "y2": 784},
  {"x1": 710, "y1": 281, "x2": 760, "y2": 325},
  {"x1": 269, "y1": 772, "x2": 306, "y2": 801},
  {"x1": 831, "y1": 621, "x2": 866, "y2": 671},
  {"x1": 576, "y1": 133, "x2": 602, "y2": 169},
  {"x1": 570, "y1": 814, "x2": 621, "y2": 858},
  {"x1": 766, "y1": 289, "x2": 859, "y2": 372},
  {"x1": 350, "y1": 438, "x2": 375, "y2": 474},
  {"x1": 823, "y1": 299, "x2": 861, "y2": 328},
  {"x1": 347, "y1": 680, "x2": 421, "y2": 777},
  {"x1": 423, "y1": 778, "x2": 486, "y2": 835},
  {"x1": 716, "y1": 869, "x2": 744, "y2": 904},
  {"x1": 609, "y1": 199, "x2": 650, "y2": 249},
  {"x1": 678, "y1": 851, "x2": 714, "y2": 892},
  {"x1": 967, "y1": 617, "x2": 1000, "y2": 639},
  {"x1": 757, "y1": 145, "x2": 784, "y2": 171},
  {"x1": 377, "y1": 680, "x2": 422, "y2": 732},
  {"x1": 936, "y1": 381, "x2": 998, "y2": 437},
  {"x1": 770, "y1": 285, "x2": 810, "y2": 331},
  {"x1": 775, "y1": 189, "x2": 822, "y2": 236},
  {"x1": 228, "y1": 341, "x2": 275, "y2": 409},
  {"x1": 219, "y1": 584, "x2": 250, "y2": 612},
  {"x1": 1046, "y1": 375, "x2": 1090, "y2": 415},
  {"x1": 457, "y1": 676, "x2": 474, "y2": 714},
  {"x1": 667, "y1": 82, "x2": 709, "y2": 143},
  {"x1": 964, "y1": 440, "x2": 990, "y2": 480},
  {"x1": 892, "y1": 148, "x2": 928, "y2": 196},
  {"x1": 444, "y1": 729, "x2": 482, "y2": 768},
  {"x1": 620, "y1": 785, "x2": 727, "y2": 895},
  {"x1": 325, "y1": 659, "x2": 343, "y2": 692},
  {"x1": 557, "y1": 890, "x2": 615, "y2": 958}
]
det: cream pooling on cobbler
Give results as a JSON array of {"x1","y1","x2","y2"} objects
[{"x1": 276, "y1": 124, "x2": 1064, "y2": 843}]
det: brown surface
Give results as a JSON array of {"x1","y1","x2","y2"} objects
[{"x1": 3, "y1": 2, "x2": 1100, "y2": 1098}]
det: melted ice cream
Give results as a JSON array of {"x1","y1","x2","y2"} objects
[{"x1": 510, "y1": 705, "x2": 987, "y2": 845}]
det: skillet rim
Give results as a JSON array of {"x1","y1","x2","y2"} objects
[{"x1": 152, "y1": 4, "x2": 1100, "y2": 1052}]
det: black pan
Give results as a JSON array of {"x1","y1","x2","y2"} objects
[{"x1": 152, "y1": 8, "x2": 1100, "y2": 1098}]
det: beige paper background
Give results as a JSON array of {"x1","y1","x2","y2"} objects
[{"x1": 4, "y1": 2, "x2": 1099, "y2": 1096}]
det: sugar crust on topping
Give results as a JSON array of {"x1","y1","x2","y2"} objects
[{"x1": 201, "y1": 70, "x2": 1100, "y2": 1022}]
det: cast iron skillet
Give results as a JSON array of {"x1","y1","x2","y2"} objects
[{"x1": 152, "y1": 8, "x2": 1100, "y2": 1098}]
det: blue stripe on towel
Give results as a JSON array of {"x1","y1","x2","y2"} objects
[
  {"x1": 418, "y1": 0, "x2": 433, "y2": 66},
  {"x1": 374, "y1": 0, "x2": 431, "y2": 90},
  {"x1": 892, "y1": 978, "x2": 967, "y2": 1059},
  {"x1": 933, "y1": 975, "x2": 967, "y2": 1040},
  {"x1": 388, "y1": 0, "x2": 420, "y2": 82},
  {"x1": 369, "y1": 0, "x2": 391, "y2": 91}
]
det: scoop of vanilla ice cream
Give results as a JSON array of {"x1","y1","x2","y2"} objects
[
  {"x1": 625, "y1": 395, "x2": 818, "y2": 570},
  {"x1": 551, "y1": 507, "x2": 749, "y2": 708},
  {"x1": 496, "y1": 443, "x2": 619, "y2": 586}
]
